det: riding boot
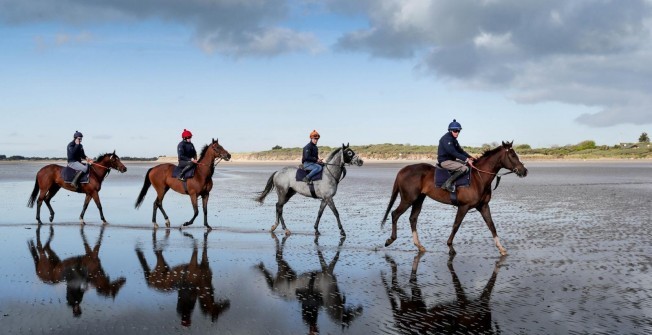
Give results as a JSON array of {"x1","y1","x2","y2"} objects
[
  {"x1": 442, "y1": 170, "x2": 465, "y2": 192},
  {"x1": 178, "y1": 164, "x2": 192, "y2": 181},
  {"x1": 302, "y1": 176, "x2": 312, "y2": 185},
  {"x1": 71, "y1": 171, "x2": 83, "y2": 188}
]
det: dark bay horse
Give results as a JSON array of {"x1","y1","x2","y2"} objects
[
  {"x1": 27, "y1": 151, "x2": 127, "y2": 225},
  {"x1": 255, "y1": 144, "x2": 363, "y2": 236},
  {"x1": 135, "y1": 139, "x2": 231, "y2": 229},
  {"x1": 381, "y1": 141, "x2": 528, "y2": 255},
  {"x1": 382, "y1": 252, "x2": 505, "y2": 334}
]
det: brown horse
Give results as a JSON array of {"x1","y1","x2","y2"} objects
[
  {"x1": 381, "y1": 141, "x2": 528, "y2": 255},
  {"x1": 135, "y1": 231, "x2": 231, "y2": 327},
  {"x1": 27, "y1": 151, "x2": 127, "y2": 225},
  {"x1": 256, "y1": 234, "x2": 363, "y2": 334},
  {"x1": 382, "y1": 252, "x2": 505, "y2": 334},
  {"x1": 27, "y1": 225, "x2": 127, "y2": 317},
  {"x1": 134, "y1": 138, "x2": 231, "y2": 229}
]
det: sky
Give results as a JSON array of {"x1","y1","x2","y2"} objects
[{"x1": 1, "y1": 0, "x2": 651, "y2": 158}]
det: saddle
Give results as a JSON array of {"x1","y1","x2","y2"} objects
[
  {"x1": 295, "y1": 166, "x2": 323, "y2": 182},
  {"x1": 172, "y1": 165, "x2": 196, "y2": 180},
  {"x1": 61, "y1": 167, "x2": 90, "y2": 185},
  {"x1": 434, "y1": 164, "x2": 471, "y2": 188}
]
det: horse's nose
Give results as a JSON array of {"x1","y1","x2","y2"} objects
[
  {"x1": 226, "y1": 153, "x2": 232, "y2": 160},
  {"x1": 122, "y1": 167, "x2": 128, "y2": 172}
]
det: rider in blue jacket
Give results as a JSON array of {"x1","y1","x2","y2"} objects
[
  {"x1": 302, "y1": 130, "x2": 323, "y2": 184},
  {"x1": 437, "y1": 119, "x2": 475, "y2": 192},
  {"x1": 67, "y1": 130, "x2": 93, "y2": 188},
  {"x1": 177, "y1": 129, "x2": 198, "y2": 181}
]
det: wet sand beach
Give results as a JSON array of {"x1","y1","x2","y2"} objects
[{"x1": 1, "y1": 160, "x2": 651, "y2": 334}]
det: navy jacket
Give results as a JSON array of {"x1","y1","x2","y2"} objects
[
  {"x1": 67, "y1": 141, "x2": 87, "y2": 163},
  {"x1": 177, "y1": 140, "x2": 197, "y2": 162},
  {"x1": 437, "y1": 132, "x2": 471, "y2": 162},
  {"x1": 302, "y1": 142, "x2": 319, "y2": 163}
]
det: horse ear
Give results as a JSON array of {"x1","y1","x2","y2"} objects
[
  {"x1": 112, "y1": 150, "x2": 116, "y2": 156},
  {"x1": 502, "y1": 141, "x2": 507, "y2": 147},
  {"x1": 347, "y1": 142, "x2": 349, "y2": 148}
]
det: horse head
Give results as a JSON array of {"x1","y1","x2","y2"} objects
[
  {"x1": 342, "y1": 143, "x2": 363, "y2": 166},
  {"x1": 499, "y1": 141, "x2": 528, "y2": 177},
  {"x1": 103, "y1": 150, "x2": 127, "y2": 173},
  {"x1": 209, "y1": 138, "x2": 231, "y2": 161}
]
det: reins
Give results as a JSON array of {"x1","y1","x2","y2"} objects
[{"x1": 470, "y1": 163, "x2": 515, "y2": 190}]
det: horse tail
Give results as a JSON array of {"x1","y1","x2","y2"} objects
[
  {"x1": 135, "y1": 168, "x2": 153, "y2": 209},
  {"x1": 27, "y1": 178, "x2": 39, "y2": 208},
  {"x1": 381, "y1": 176, "x2": 400, "y2": 229},
  {"x1": 255, "y1": 172, "x2": 277, "y2": 204}
]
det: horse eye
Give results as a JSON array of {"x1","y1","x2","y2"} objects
[{"x1": 347, "y1": 151, "x2": 353, "y2": 156}]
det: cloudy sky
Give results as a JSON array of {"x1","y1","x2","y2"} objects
[{"x1": 1, "y1": 0, "x2": 651, "y2": 157}]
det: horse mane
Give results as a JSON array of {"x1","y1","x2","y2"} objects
[
  {"x1": 326, "y1": 147, "x2": 342, "y2": 162},
  {"x1": 199, "y1": 144, "x2": 210, "y2": 161},
  {"x1": 479, "y1": 146, "x2": 503, "y2": 159},
  {"x1": 95, "y1": 152, "x2": 118, "y2": 161}
]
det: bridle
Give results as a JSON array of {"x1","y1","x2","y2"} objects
[
  {"x1": 470, "y1": 148, "x2": 521, "y2": 190},
  {"x1": 323, "y1": 148, "x2": 358, "y2": 182}
]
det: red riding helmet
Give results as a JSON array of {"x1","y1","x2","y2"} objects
[
  {"x1": 181, "y1": 129, "x2": 193, "y2": 139},
  {"x1": 310, "y1": 130, "x2": 320, "y2": 139}
]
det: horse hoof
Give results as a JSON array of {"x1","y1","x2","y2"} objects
[
  {"x1": 37, "y1": 220, "x2": 42, "y2": 225},
  {"x1": 284, "y1": 230, "x2": 291, "y2": 236},
  {"x1": 205, "y1": 225, "x2": 213, "y2": 231},
  {"x1": 183, "y1": 222, "x2": 192, "y2": 227},
  {"x1": 314, "y1": 230, "x2": 321, "y2": 236},
  {"x1": 153, "y1": 222, "x2": 159, "y2": 229},
  {"x1": 417, "y1": 246, "x2": 427, "y2": 253},
  {"x1": 49, "y1": 216, "x2": 54, "y2": 223},
  {"x1": 165, "y1": 219, "x2": 171, "y2": 228},
  {"x1": 340, "y1": 231, "x2": 346, "y2": 237},
  {"x1": 385, "y1": 238, "x2": 395, "y2": 247},
  {"x1": 270, "y1": 225, "x2": 277, "y2": 232}
]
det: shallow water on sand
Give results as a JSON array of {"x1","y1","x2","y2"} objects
[{"x1": 1, "y1": 161, "x2": 651, "y2": 334}]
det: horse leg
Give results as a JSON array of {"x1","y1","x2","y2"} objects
[
  {"x1": 152, "y1": 188, "x2": 171, "y2": 228},
  {"x1": 201, "y1": 194, "x2": 211, "y2": 230},
  {"x1": 477, "y1": 203, "x2": 507, "y2": 256},
  {"x1": 182, "y1": 195, "x2": 200, "y2": 227},
  {"x1": 325, "y1": 198, "x2": 345, "y2": 237},
  {"x1": 90, "y1": 192, "x2": 107, "y2": 224},
  {"x1": 408, "y1": 194, "x2": 427, "y2": 253},
  {"x1": 385, "y1": 199, "x2": 412, "y2": 247},
  {"x1": 44, "y1": 185, "x2": 60, "y2": 223},
  {"x1": 313, "y1": 200, "x2": 328, "y2": 236},
  {"x1": 446, "y1": 205, "x2": 471, "y2": 249},
  {"x1": 273, "y1": 190, "x2": 293, "y2": 235},
  {"x1": 79, "y1": 194, "x2": 92, "y2": 225}
]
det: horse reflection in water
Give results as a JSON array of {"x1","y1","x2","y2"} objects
[
  {"x1": 135, "y1": 230, "x2": 230, "y2": 327},
  {"x1": 27, "y1": 225, "x2": 126, "y2": 317},
  {"x1": 256, "y1": 234, "x2": 363, "y2": 334},
  {"x1": 382, "y1": 252, "x2": 505, "y2": 334}
]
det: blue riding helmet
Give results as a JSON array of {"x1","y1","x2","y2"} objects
[
  {"x1": 448, "y1": 119, "x2": 462, "y2": 131},
  {"x1": 74, "y1": 130, "x2": 84, "y2": 138}
]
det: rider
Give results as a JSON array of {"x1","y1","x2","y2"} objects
[
  {"x1": 302, "y1": 130, "x2": 323, "y2": 184},
  {"x1": 177, "y1": 129, "x2": 198, "y2": 181},
  {"x1": 67, "y1": 130, "x2": 93, "y2": 188},
  {"x1": 438, "y1": 119, "x2": 475, "y2": 192}
]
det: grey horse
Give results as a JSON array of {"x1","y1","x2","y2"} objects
[{"x1": 255, "y1": 144, "x2": 363, "y2": 236}]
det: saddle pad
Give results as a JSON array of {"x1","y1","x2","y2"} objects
[
  {"x1": 435, "y1": 166, "x2": 471, "y2": 188},
  {"x1": 295, "y1": 168, "x2": 323, "y2": 182},
  {"x1": 172, "y1": 165, "x2": 196, "y2": 179},
  {"x1": 61, "y1": 166, "x2": 90, "y2": 184}
]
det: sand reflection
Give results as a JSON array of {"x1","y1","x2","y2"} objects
[
  {"x1": 382, "y1": 252, "x2": 505, "y2": 334},
  {"x1": 27, "y1": 225, "x2": 126, "y2": 317},
  {"x1": 256, "y1": 233, "x2": 363, "y2": 334},
  {"x1": 135, "y1": 230, "x2": 230, "y2": 327}
]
